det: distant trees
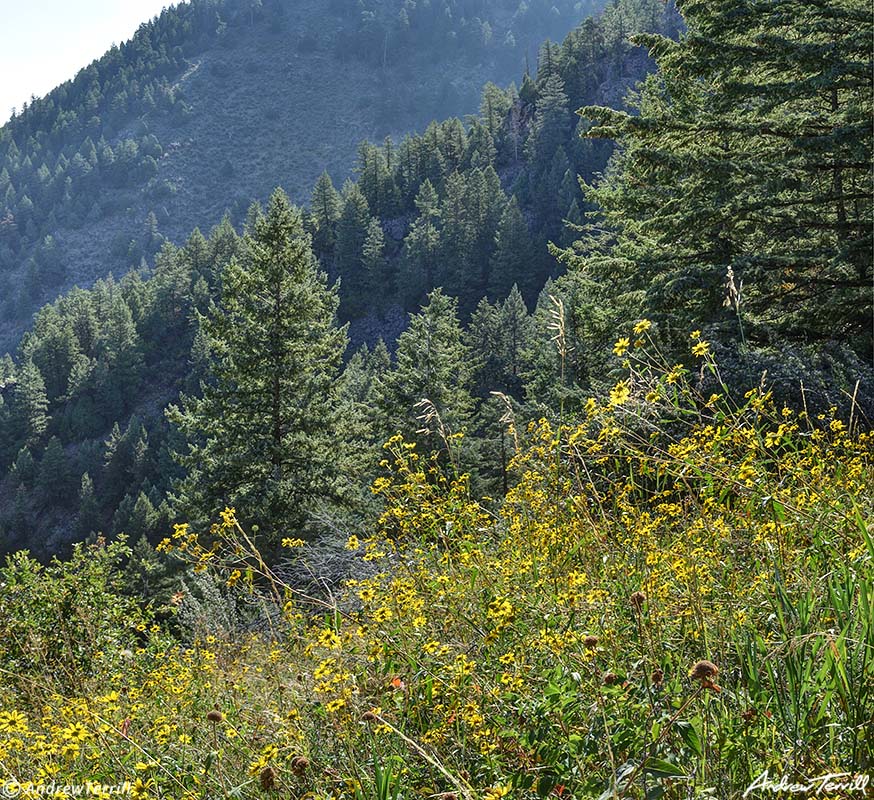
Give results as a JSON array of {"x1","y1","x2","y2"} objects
[
  {"x1": 1, "y1": 361, "x2": 49, "y2": 460},
  {"x1": 9, "y1": 0, "x2": 869, "y2": 564},
  {"x1": 0, "y1": 215, "x2": 238, "y2": 554},
  {"x1": 489, "y1": 197, "x2": 535, "y2": 300}
]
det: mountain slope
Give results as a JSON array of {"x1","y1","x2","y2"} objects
[
  {"x1": 0, "y1": 0, "x2": 604, "y2": 352},
  {"x1": 0, "y1": 0, "x2": 678, "y2": 558}
]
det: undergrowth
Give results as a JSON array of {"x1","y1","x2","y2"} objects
[{"x1": 1, "y1": 327, "x2": 871, "y2": 798}]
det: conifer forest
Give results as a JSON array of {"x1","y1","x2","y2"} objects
[{"x1": 0, "y1": 1, "x2": 871, "y2": 797}]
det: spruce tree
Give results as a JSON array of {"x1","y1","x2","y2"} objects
[
  {"x1": 489, "y1": 197, "x2": 535, "y2": 300},
  {"x1": 76, "y1": 472, "x2": 101, "y2": 539},
  {"x1": 570, "y1": 0, "x2": 872, "y2": 351},
  {"x1": 310, "y1": 171, "x2": 342, "y2": 255},
  {"x1": 335, "y1": 183, "x2": 372, "y2": 316},
  {"x1": 497, "y1": 285, "x2": 534, "y2": 397},
  {"x1": 38, "y1": 436, "x2": 74, "y2": 504},
  {"x1": 362, "y1": 217, "x2": 391, "y2": 295},
  {"x1": 168, "y1": 189, "x2": 348, "y2": 540},
  {"x1": 402, "y1": 181, "x2": 442, "y2": 303},
  {"x1": 8, "y1": 360, "x2": 49, "y2": 459},
  {"x1": 377, "y1": 289, "x2": 474, "y2": 453}
]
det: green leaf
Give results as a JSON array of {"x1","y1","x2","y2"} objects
[
  {"x1": 643, "y1": 757, "x2": 687, "y2": 779},
  {"x1": 676, "y1": 720, "x2": 703, "y2": 756}
]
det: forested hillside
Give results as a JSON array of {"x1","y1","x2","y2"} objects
[
  {"x1": 0, "y1": 1, "x2": 872, "y2": 795},
  {"x1": 0, "y1": 0, "x2": 680, "y2": 556},
  {"x1": 0, "y1": 0, "x2": 607, "y2": 351}
]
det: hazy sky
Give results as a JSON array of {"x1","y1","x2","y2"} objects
[{"x1": 0, "y1": 0, "x2": 181, "y2": 125}]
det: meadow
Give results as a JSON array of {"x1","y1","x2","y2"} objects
[{"x1": 1, "y1": 329, "x2": 871, "y2": 799}]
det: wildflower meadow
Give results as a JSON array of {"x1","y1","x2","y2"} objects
[{"x1": 1, "y1": 331, "x2": 871, "y2": 799}]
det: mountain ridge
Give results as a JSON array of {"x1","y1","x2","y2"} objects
[
  {"x1": 0, "y1": 0, "x2": 604, "y2": 351},
  {"x1": 0, "y1": 0, "x2": 678, "y2": 557}
]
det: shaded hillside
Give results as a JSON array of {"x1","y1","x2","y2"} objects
[
  {"x1": 0, "y1": 0, "x2": 679, "y2": 558},
  {"x1": 0, "y1": 0, "x2": 606, "y2": 352}
]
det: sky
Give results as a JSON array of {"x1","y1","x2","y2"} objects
[{"x1": 0, "y1": 0, "x2": 180, "y2": 125}]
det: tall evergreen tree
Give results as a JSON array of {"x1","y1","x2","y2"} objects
[
  {"x1": 569, "y1": 0, "x2": 872, "y2": 351},
  {"x1": 362, "y1": 217, "x2": 391, "y2": 295},
  {"x1": 335, "y1": 183, "x2": 372, "y2": 316},
  {"x1": 489, "y1": 197, "x2": 536, "y2": 300},
  {"x1": 401, "y1": 180, "x2": 442, "y2": 303},
  {"x1": 5, "y1": 361, "x2": 49, "y2": 462},
  {"x1": 168, "y1": 189, "x2": 348, "y2": 539},
  {"x1": 76, "y1": 472, "x2": 101, "y2": 539},
  {"x1": 38, "y1": 436, "x2": 73, "y2": 504},
  {"x1": 310, "y1": 171, "x2": 342, "y2": 255},
  {"x1": 377, "y1": 289, "x2": 474, "y2": 452}
]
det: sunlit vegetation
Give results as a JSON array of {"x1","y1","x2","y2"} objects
[
  {"x1": 1, "y1": 337, "x2": 871, "y2": 796},
  {"x1": 0, "y1": 0, "x2": 871, "y2": 795}
]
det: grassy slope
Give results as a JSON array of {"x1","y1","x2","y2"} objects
[{"x1": 1, "y1": 338, "x2": 871, "y2": 797}]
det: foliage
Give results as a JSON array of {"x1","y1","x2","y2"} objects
[
  {"x1": 167, "y1": 189, "x2": 348, "y2": 541},
  {"x1": 0, "y1": 0, "x2": 624, "y2": 340},
  {"x1": 0, "y1": 0, "x2": 675, "y2": 556},
  {"x1": 0, "y1": 536, "x2": 152, "y2": 695},
  {"x1": 1, "y1": 337, "x2": 871, "y2": 797},
  {"x1": 0, "y1": 219, "x2": 237, "y2": 554},
  {"x1": 564, "y1": 0, "x2": 873, "y2": 353}
]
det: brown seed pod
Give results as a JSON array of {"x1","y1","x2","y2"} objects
[
  {"x1": 602, "y1": 672, "x2": 620, "y2": 686},
  {"x1": 689, "y1": 660, "x2": 721, "y2": 692},
  {"x1": 291, "y1": 756, "x2": 310, "y2": 776},
  {"x1": 206, "y1": 709, "x2": 224, "y2": 723},
  {"x1": 583, "y1": 635, "x2": 599, "y2": 649},
  {"x1": 630, "y1": 591, "x2": 646, "y2": 610},
  {"x1": 361, "y1": 711, "x2": 378, "y2": 722},
  {"x1": 259, "y1": 766, "x2": 277, "y2": 791},
  {"x1": 651, "y1": 668, "x2": 664, "y2": 687},
  {"x1": 689, "y1": 660, "x2": 719, "y2": 682}
]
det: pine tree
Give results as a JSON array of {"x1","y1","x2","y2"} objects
[
  {"x1": 168, "y1": 189, "x2": 348, "y2": 540},
  {"x1": 571, "y1": 0, "x2": 872, "y2": 351},
  {"x1": 208, "y1": 214, "x2": 241, "y2": 278},
  {"x1": 38, "y1": 436, "x2": 73, "y2": 504},
  {"x1": 336, "y1": 341, "x2": 392, "y2": 513},
  {"x1": 438, "y1": 168, "x2": 506, "y2": 304},
  {"x1": 497, "y1": 285, "x2": 534, "y2": 396},
  {"x1": 76, "y1": 472, "x2": 101, "y2": 539},
  {"x1": 335, "y1": 183, "x2": 372, "y2": 316},
  {"x1": 402, "y1": 180, "x2": 442, "y2": 303},
  {"x1": 9, "y1": 447, "x2": 36, "y2": 488},
  {"x1": 92, "y1": 289, "x2": 142, "y2": 423},
  {"x1": 467, "y1": 297, "x2": 503, "y2": 397},
  {"x1": 310, "y1": 171, "x2": 342, "y2": 254},
  {"x1": 489, "y1": 197, "x2": 536, "y2": 300},
  {"x1": 21, "y1": 307, "x2": 80, "y2": 402},
  {"x1": 480, "y1": 82, "x2": 512, "y2": 139},
  {"x1": 377, "y1": 290, "x2": 474, "y2": 453},
  {"x1": 521, "y1": 277, "x2": 592, "y2": 412},
  {"x1": 357, "y1": 141, "x2": 398, "y2": 218},
  {"x1": 7, "y1": 360, "x2": 49, "y2": 459},
  {"x1": 362, "y1": 217, "x2": 391, "y2": 295}
]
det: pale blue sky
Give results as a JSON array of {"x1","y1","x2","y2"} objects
[{"x1": 0, "y1": 0, "x2": 182, "y2": 124}]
